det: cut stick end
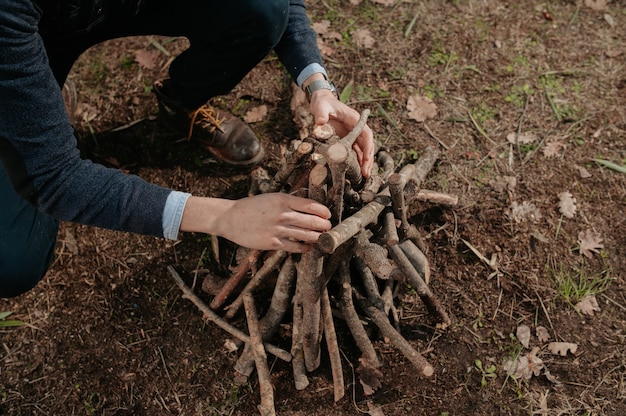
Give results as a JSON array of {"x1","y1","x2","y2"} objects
[{"x1": 422, "y1": 365, "x2": 435, "y2": 377}]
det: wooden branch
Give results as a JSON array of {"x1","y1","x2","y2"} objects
[
  {"x1": 267, "y1": 141, "x2": 313, "y2": 193},
  {"x1": 224, "y1": 250, "x2": 288, "y2": 319},
  {"x1": 308, "y1": 163, "x2": 329, "y2": 205},
  {"x1": 321, "y1": 287, "x2": 344, "y2": 402},
  {"x1": 249, "y1": 167, "x2": 272, "y2": 196},
  {"x1": 377, "y1": 150, "x2": 395, "y2": 182},
  {"x1": 360, "y1": 165, "x2": 383, "y2": 203},
  {"x1": 388, "y1": 245, "x2": 451, "y2": 328},
  {"x1": 382, "y1": 208, "x2": 400, "y2": 247},
  {"x1": 337, "y1": 261, "x2": 381, "y2": 368},
  {"x1": 399, "y1": 240, "x2": 431, "y2": 285},
  {"x1": 235, "y1": 256, "x2": 297, "y2": 378},
  {"x1": 167, "y1": 266, "x2": 292, "y2": 362},
  {"x1": 291, "y1": 288, "x2": 309, "y2": 390},
  {"x1": 296, "y1": 248, "x2": 324, "y2": 372},
  {"x1": 405, "y1": 188, "x2": 459, "y2": 207},
  {"x1": 243, "y1": 293, "x2": 276, "y2": 416},
  {"x1": 353, "y1": 258, "x2": 385, "y2": 315},
  {"x1": 381, "y1": 279, "x2": 400, "y2": 331},
  {"x1": 354, "y1": 231, "x2": 394, "y2": 280},
  {"x1": 327, "y1": 143, "x2": 348, "y2": 223},
  {"x1": 355, "y1": 292, "x2": 434, "y2": 377},
  {"x1": 210, "y1": 248, "x2": 260, "y2": 310},
  {"x1": 317, "y1": 189, "x2": 391, "y2": 254},
  {"x1": 338, "y1": 109, "x2": 370, "y2": 149}
]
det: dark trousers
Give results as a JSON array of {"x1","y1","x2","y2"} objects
[{"x1": 0, "y1": 0, "x2": 288, "y2": 297}]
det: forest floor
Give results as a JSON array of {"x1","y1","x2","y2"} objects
[{"x1": 2, "y1": 1, "x2": 625, "y2": 415}]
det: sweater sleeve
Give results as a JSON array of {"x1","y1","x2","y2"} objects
[
  {"x1": 0, "y1": 1, "x2": 171, "y2": 238},
  {"x1": 274, "y1": 0, "x2": 326, "y2": 83}
]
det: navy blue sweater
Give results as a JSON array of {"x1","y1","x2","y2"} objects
[{"x1": 0, "y1": 0, "x2": 323, "y2": 238}]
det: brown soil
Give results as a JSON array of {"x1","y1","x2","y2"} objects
[{"x1": 2, "y1": 1, "x2": 625, "y2": 415}]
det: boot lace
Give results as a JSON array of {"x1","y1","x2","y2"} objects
[{"x1": 188, "y1": 104, "x2": 226, "y2": 139}]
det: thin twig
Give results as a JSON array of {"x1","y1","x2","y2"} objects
[{"x1": 167, "y1": 266, "x2": 291, "y2": 362}]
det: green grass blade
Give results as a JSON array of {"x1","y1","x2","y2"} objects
[{"x1": 593, "y1": 158, "x2": 626, "y2": 174}]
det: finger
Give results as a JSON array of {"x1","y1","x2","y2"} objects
[
  {"x1": 287, "y1": 197, "x2": 332, "y2": 220},
  {"x1": 280, "y1": 238, "x2": 314, "y2": 254},
  {"x1": 282, "y1": 226, "x2": 326, "y2": 244}
]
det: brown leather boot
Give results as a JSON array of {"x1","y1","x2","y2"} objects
[{"x1": 153, "y1": 79, "x2": 264, "y2": 167}]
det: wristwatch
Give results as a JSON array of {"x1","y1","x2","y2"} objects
[{"x1": 305, "y1": 79, "x2": 338, "y2": 101}]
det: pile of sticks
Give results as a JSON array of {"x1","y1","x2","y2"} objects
[{"x1": 169, "y1": 108, "x2": 457, "y2": 416}]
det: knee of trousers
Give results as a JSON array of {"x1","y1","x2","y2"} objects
[
  {"x1": 244, "y1": 0, "x2": 290, "y2": 48},
  {"x1": 0, "y1": 224, "x2": 58, "y2": 299}
]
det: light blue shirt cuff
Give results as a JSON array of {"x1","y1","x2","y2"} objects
[
  {"x1": 296, "y1": 63, "x2": 328, "y2": 87},
  {"x1": 162, "y1": 191, "x2": 191, "y2": 240}
]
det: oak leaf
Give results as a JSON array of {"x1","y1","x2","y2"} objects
[
  {"x1": 574, "y1": 294, "x2": 601, "y2": 316},
  {"x1": 510, "y1": 201, "x2": 542, "y2": 223},
  {"x1": 543, "y1": 140, "x2": 564, "y2": 158},
  {"x1": 536, "y1": 326, "x2": 550, "y2": 343},
  {"x1": 406, "y1": 95, "x2": 437, "y2": 122},
  {"x1": 558, "y1": 191, "x2": 576, "y2": 218},
  {"x1": 134, "y1": 48, "x2": 157, "y2": 69},
  {"x1": 503, "y1": 347, "x2": 544, "y2": 380},
  {"x1": 577, "y1": 230, "x2": 604, "y2": 258},
  {"x1": 506, "y1": 132, "x2": 537, "y2": 145},
  {"x1": 353, "y1": 29, "x2": 375, "y2": 48},
  {"x1": 547, "y1": 342, "x2": 578, "y2": 356}
]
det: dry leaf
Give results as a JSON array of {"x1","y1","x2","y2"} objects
[
  {"x1": 349, "y1": 0, "x2": 363, "y2": 4},
  {"x1": 547, "y1": 342, "x2": 578, "y2": 356},
  {"x1": 134, "y1": 48, "x2": 157, "y2": 69},
  {"x1": 578, "y1": 229, "x2": 604, "y2": 258},
  {"x1": 558, "y1": 191, "x2": 576, "y2": 218},
  {"x1": 506, "y1": 132, "x2": 537, "y2": 145},
  {"x1": 510, "y1": 201, "x2": 542, "y2": 223},
  {"x1": 574, "y1": 294, "x2": 601, "y2": 316},
  {"x1": 543, "y1": 140, "x2": 564, "y2": 158},
  {"x1": 406, "y1": 95, "x2": 437, "y2": 122},
  {"x1": 489, "y1": 175, "x2": 516, "y2": 193},
  {"x1": 536, "y1": 326, "x2": 550, "y2": 343},
  {"x1": 64, "y1": 229, "x2": 79, "y2": 254},
  {"x1": 244, "y1": 105, "x2": 268, "y2": 123},
  {"x1": 503, "y1": 347, "x2": 544, "y2": 380},
  {"x1": 366, "y1": 401, "x2": 385, "y2": 416},
  {"x1": 516, "y1": 324, "x2": 531, "y2": 349},
  {"x1": 584, "y1": 0, "x2": 607, "y2": 10},
  {"x1": 312, "y1": 20, "x2": 331, "y2": 36},
  {"x1": 353, "y1": 29, "x2": 375, "y2": 48},
  {"x1": 577, "y1": 166, "x2": 592, "y2": 178},
  {"x1": 371, "y1": 0, "x2": 397, "y2": 5},
  {"x1": 357, "y1": 358, "x2": 383, "y2": 396}
]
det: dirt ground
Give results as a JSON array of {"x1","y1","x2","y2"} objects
[{"x1": 2, "y1": 1, "x2": 625, "y2": 415}]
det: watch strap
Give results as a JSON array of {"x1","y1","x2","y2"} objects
[{"x1": 305, "y1": 79, "x2": 338, "y2": 100}]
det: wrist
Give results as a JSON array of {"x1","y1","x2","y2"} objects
[{"x1": 179, "y1": 196, "x2": 234, "y2": 237}]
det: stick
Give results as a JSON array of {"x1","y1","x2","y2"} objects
[
  {"x1": 235, "y1": 256, "x2": 297, "y2": 377},
  {"x1": 317, "y1": 189, "x2": 391, "y2": 254},
  {"x1": 399, "y1": 240, "x2": 431, "y2": 285},
  {"x1": 388, "y1": 245, "x2": 451, "y2": 328},
  {"x1": 405, "y1": 188, "x2": 459, "y2": 207},
  {"x1": 321, "y1": 288, "x2": 345, "y2": 402},
  {"x1": 167, "y1": 266, "x2": 292, "y2": 362},
  {"x1": 355, "y1": 292, "x2": 434, "y2": 377},
  {"x1": 243, "y1": 293, "x2": 276, "y2": 416},
  {"x1": 224, "y1": 250, "x2": 288, "y2": 319},
  {"x1": 353, "y1": 257, "x2": 385, "y2": 311},
  {"x1": 210, "y1": 248, "x2": 260, "y2": 310},
  {"x1": 354, "y1": 231, "x2": 394, "y2": 280},
  {"x1": 267, "y1": 142, "x2": 314, "y2": 193},
  {"x1": 291, "y1": 288, "x2": 309, "y2": 390},
  {"x1": 337, "y1": 261, "x2": 381, "y2": 368},
  {"x1": 296, "y1": 248, "x2": 324, "y2": 371}
]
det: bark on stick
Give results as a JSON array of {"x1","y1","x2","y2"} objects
[{"x1": 243, "y1": 293, "x2": 276, "y2": 416}]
